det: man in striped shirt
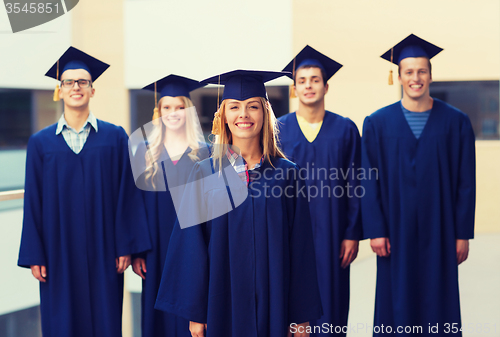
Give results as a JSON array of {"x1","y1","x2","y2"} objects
[{"x1": 361, "y1": 34, "x2": 475, "y2": 336}]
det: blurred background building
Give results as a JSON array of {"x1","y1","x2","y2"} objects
[{"x1": 0, "y1": 0, "x2": 498, "y2": 336}]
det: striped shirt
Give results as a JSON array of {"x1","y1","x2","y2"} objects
[
  {"x1": 401, "y1": 101, "x2": 431, "y2": 139},
  {"x1": 56, "y1": 112, "x2": 98, "y2": 154},
  {"x1": 226, "y1": 147, "x2": 264, "y2": 186}
]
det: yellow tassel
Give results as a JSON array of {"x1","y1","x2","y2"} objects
[
  {"x1": 53, "y1": 59, "x2": 60, "y2": 101},
  {"x1": 53, "y1": 85, "x2": 60, "y2": 101},
  {"x1": 388, "y1": 47, "x2": 394, "y2": 85},
  {"x1": 212, "y1": 75, "x2": 222, "y2": 135},
  {"x1": 152, "y1": 81, "x2": 160, "y2": 125},
  {"x1": 212, "y1": 112, "x2": 221, "y2": 135},
  {"x1": 152, "y1": 107, "x2": 160, "y2": 125},
  {"x1": 290, "y1": 56, "x2": 297, "y2": 98}
]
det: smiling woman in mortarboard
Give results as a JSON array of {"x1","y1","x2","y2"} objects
[
  {"x1": 129, "y1": 74, "x2": 210, "y2": 337},
  {"x1": 155, "y1": 70, "x2": 323, "y2": 337}
]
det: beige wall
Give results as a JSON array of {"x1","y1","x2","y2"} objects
[
  {"x1": 123, "y1": 0, "x2": 293, "y2": 88},
  {"x1": 475, "y1": 141, "x2": 500, "y2": 233},
  {"x1": 70, "y1": 2, "x2": 133, "y2": 336},
  {"x1": 291, "y1": 0, "x2": 500, "y2": 234},
  {"x1": 0, "y1": 12, "x2": 72, "y2": 90},
  {"x1": 33, "y1": 91, "x2": 62, "y2": 132},
  {"x1": 71, "y1": 0, "x2": 130, "y2": 133},
  {"x1": 291, "y1": 0, "x2": 499, "y2": 128}
]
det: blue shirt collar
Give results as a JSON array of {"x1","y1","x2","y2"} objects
[{"x1": 56, "y1": 111, "x2": 98, "y2": 134}]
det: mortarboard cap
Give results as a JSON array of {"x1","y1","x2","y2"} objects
[
  {"x1": 45, "y1": 46, "x2": 110, "y2": 82},
  {"x1": 45, "y1": 47, "x2": 109, "y2": 101},
  {"x1": 201, "y1": 70, "x2": 289, "y2": 101},
  {"x1": 142, "y1": 74, "x2": 204, "y2": 124},
  {"x1": 283, "y1": 45, "x2": 343, "y2": 82},
  {"x1": 381, "y1": 34, "x2": 443, "y2": 65},
  {"x1": 142, "y1": 75, "x2": 203, "y2": 99}
]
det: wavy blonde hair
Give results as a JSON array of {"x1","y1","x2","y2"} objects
[
  {"x1": 211, "y1": 97, "x2": 286, "y2": 171},
  {"x1": 144, "y1": 96, "x2": 203, "y2": 187}
]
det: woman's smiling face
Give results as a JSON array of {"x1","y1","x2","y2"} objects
[
  {"x1": 160, "y1": 96, "x2": 186, "y2": 131},
  {"x1": 224, "y1": 97, "x2": 264, "y2": 143}
]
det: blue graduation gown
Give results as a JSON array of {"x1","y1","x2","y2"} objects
[
  {"x1": 361, "y1": 98, "x2": 475, "y2": 336},
  {"x1": 134, "y1": 143, "x2": 210, "y2": 337},
  {"x1": 155, "y1": 157, "x2": 323, "y2": 337},
  {"x1": 277, "y1": 111, "x2": 362, "y2": 336},
  {"x1": 18, "y1": 121, "x2": 151, "y2": 337}
]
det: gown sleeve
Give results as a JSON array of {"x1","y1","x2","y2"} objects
[
  {"x1": 18, "y1": 135, "x2": 47, "y2": 268},
  {"x1": 131, "y1": 141, "x2": 150, "y2": 191},
  {"x1": 343, "y1": 120, "x2": 363, "y2": 240},
  {"x1": 114, "y1": 128, "x2": 151, "y2": 257},
  {"x1": 287, "y1": 169, "x2": 323, "y2": 324},
  {"x1": 155, "y1": 162, "x2": 210, "y2": 323},
  {"x1": 454, "y1": 114, "x2": 476, "y2": 239},
  {"x1": 361, "y1": 116, "x2": 389, "y2": 239},
  {"x1": 131, "y1": 142, "x2": 150, "y2": 260}
]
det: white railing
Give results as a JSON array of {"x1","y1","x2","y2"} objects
[{"x1": 0, "y1": 189, "x2": 24, "y2": 202}]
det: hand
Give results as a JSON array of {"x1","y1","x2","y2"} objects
[
  {"x1": 456, "y1": 239, "x2": 469, "y2": 265},
  {"x1": 30, "y1": 265, "x2": 47, "y2": 282},
  {"x1": 288, "y1": 322, "x2": 310, "y2": 337},
  {"x1": 370, "y1": 237, "x2": 391, "y2": 257},
  {"x1": 189, "y1": 321, "x2": 207, "y2": 337},
  {"x1": 116, "y1": 255, "x2": 131, "y2": 274},
  {"x1": 132, "y1": 258, "x2": 147, "y2": 279},
  {"x1": 340, "y1": 239, "x2": 359, "y2": 268}
]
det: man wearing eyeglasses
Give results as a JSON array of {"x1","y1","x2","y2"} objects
[
  {"x1": 56, "y1": 76, "x2": 96, "y2": 151},
  {"x1": 18, "y1": 47, "x2": 150, "y2": 337}
]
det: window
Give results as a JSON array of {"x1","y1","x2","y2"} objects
[
  {"x1": 0, "y1": 89, "x2": 60, "y2": 194},
  {"x1": 131, "y1": 292, "x2": 141, "y2": 337},
  {"x1": 430, "y1": 81, "x2": 499, "y2": 140},
  {"x1": 0, "y1": 90, "x2": 32, "y2": 149},
  {"x1": 0, "y1": 305, "x2": 41, "y2": 337}
]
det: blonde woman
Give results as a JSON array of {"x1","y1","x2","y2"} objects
[
  {"x1": 131, "y1": 75, "x2": 209, "y2": 337},
  {"x1": 155, "y1": 70, "x2": 322, "y2": 337}
]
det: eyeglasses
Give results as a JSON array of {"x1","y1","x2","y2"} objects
[{"x1": 61, "y1": 79, "x2": 92, "y2": 88}]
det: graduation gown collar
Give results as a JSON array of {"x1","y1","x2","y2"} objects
[
  {"x1": 158, "y1": 144, "x2": 195, "y2": 164},
  {"x1": 292, "y1": 110, "x2": 330, "y2": 144},
  {"x1": 394, "y1": 98, "x2": 438, "y2": 141},
  {"x1": 55, "y1": 119, "x2": 100, "y2": 155}
]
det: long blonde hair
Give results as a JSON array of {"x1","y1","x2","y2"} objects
[
  {"x1": 144, "y1": 96, "x2": 204, "y2": 187},
  {"x1": 211, "y1": 97, "x2": 286, "y2": 171}
]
